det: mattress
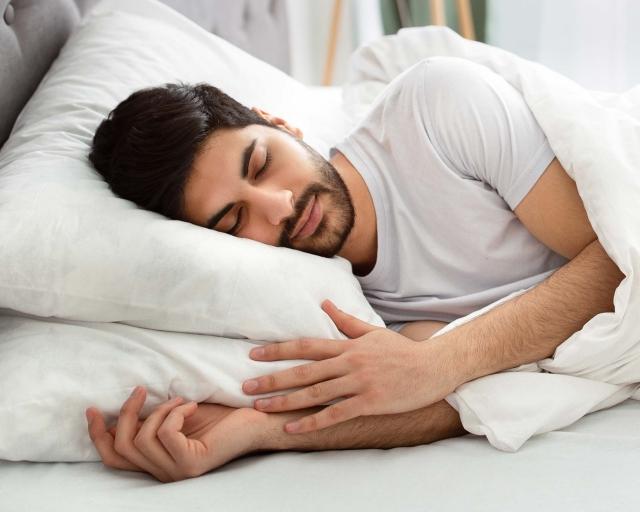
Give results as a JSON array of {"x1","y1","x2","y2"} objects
[{"x1": 1, "y1": 398, "x2": 638, "y2": 511}]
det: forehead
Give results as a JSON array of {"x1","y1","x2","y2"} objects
[
  {"x1": 192, "y1": 127, "x2": 248, "y2": 174},
  {"x1": 182, "y1": 128, "x2": 244, "y2": 223}
]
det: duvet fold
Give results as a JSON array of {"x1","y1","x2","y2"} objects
[{"x1": 343, "y1": 26, "x2": 640, "y2": 451}]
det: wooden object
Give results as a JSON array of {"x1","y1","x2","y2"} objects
[
  {"x1": 455, "y1": 0, "x2": 476, "y2": 40},
  {"x1": 322, "y1": 0, "x2": 344, "y2": 86},
  {"x1": 429, "y1": 0, "x2": 446, "y2": 25}
]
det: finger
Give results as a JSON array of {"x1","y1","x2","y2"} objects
[
  {"x1": 156, "y1": 402, "x2": 202, "y2": 474},
  {"x1": 321, "y1": 300, "x2": 379, "y2": 338},
  {"x1": 108, "y1": 419, "x2": 143, "y2": 438},
  {"x1": 159, "y1": 404, "x2": 254, "y2": 476},
  {"x1": 253, "y1": 375, "x2": 355, "y2": 412},
  {"x1": 134, "y1": 396, "x2": 187, "y2": 472},
  {"x1": 249, "y1": 337, "x2": 347, "y2": 362},
  {"x1": 243, "y1": 356, "x2": 349, "y2": 395},
  {"x1": 283, "y1": 397, "x2": 363, "y2": 434},
  {"x1": 86, "y1": 407, "x2": 143, "y2": 472},
  {"x1": 113, "y1": 387, "x2": 172, "y2": 482}
]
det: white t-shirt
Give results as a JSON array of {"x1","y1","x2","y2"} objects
[{"x1": 330, "y1": 57, "x2": 568, "y2": 331}]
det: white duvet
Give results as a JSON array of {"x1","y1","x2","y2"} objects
[{"x1": 343, "y1": 26, "x2": 640, "y2": 451}]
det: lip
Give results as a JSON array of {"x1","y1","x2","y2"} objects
[{"x1": 292, "y1": 195, "x2": 322, "y2": 241}]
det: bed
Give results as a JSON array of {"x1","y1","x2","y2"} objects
[{"x1": 1, "y1": 0, "x2": 639, "y2": 510}]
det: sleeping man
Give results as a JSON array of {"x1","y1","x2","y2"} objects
[{"x1": 86, "y1": 57, "x2": 624, "y2": 482}]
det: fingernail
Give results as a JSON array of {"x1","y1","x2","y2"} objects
[
  {"x1": 131, "y1": 386, "x2": 141, "y2": 397},
  {"x1": 256, "y1": 398, "x2": 271, "y2": 408},
  {"x1": 250, "y1": 347, "x2": 265, "y2": 358},
  {"x1": 244, "y1": 380, "x2": 259, "y2": 392},
  {"x1": 85, "y1": 409, "x2": 93, "y2": 423}
]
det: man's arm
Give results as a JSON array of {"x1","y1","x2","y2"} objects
[
  {"x1": 260, "y1": 400, "x2": 467, "y2": 451},
  {"x1": 89, "y1": 391, "x2": 467, "y2": 481},
  {"x1": 433, "y1": 158, "x2": 624, "y2": 382},
  {"x1": 440, "y1": 238, "x2": 623, "y2": 382},
  {"x1": 257, "y1": 320, "x2": 467, "y2": 452},
  {"x1": 398, "y1": 320, "x2": 449, "y2": 342}
]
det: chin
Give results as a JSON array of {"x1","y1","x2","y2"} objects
[{"x1": 295, "y1": 220, "x2": 350, "y2": 258}]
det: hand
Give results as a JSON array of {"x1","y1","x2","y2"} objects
[
  {"x1": 242, "y1": 300, "x2": 461, "y2": 434},
  {"x1": 86, "y1": 386, "x2": 270, "y2": 482}
]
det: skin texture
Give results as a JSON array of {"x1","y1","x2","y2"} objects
[
  {"x1": 243, "y1": 299, "x2": 463, "y2": 434},
  {"x1": 182, "y1": 108, "x2": 378, "y2": 275},
  {"x1": 87, "y1": 322, "x2": 466, "y2": 483},
  {"x1": 87, "y1": 110, "x2": 624, "y2": 481}
]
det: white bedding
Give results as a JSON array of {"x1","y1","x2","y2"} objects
[
  {"x1": 342, "y1": 26, "x2": 640, "y2": 452},
  {"x1": 2, "y1": 0, "x2": 639, "y2": 506},
  {"x1": 1, "y1": 398, "x2": 639, "y2": 512}
]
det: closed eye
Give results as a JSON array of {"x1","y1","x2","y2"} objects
[
  {"x1": 228, "y1": 149, "x2": 273, "y2": 235},
  {"x1": 255, "y1": 149, "x2": 272, "y2": 179}
]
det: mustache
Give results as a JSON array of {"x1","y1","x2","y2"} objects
[{"x1": 282, "y1": 183, "x2": 328, "y2": 243}]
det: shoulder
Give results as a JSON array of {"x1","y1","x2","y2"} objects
[
  {"x1": 379, "y1": 57, "x2": 513, "y2": 125},
  {"x1": 392, "y1": 56, "x2": 500, "y2": 93},
  {"x1": 365, "y1": 57, "x2": 487, "y2": 126}
]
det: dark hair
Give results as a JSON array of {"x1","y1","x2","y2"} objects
[{"x1": 88, "y1": 82, "x2": 272, "y2": 220}]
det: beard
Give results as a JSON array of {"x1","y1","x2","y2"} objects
[{"x1": 277, "y1": 138, "x2": 355, "y2": 258}]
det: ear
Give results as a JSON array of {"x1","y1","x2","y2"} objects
[{"x1": 251, "y1": 107, "x2": 304, "y2": 139}]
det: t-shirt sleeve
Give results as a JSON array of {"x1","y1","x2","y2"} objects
[{"x1": 419, "y1": 57, "x2": 555, "y2": 210}]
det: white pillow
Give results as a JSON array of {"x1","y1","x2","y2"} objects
[
  {"x1": 0, "y1": 0, "x2": 386, "y2": 462},
  {"x1": 0, "y1": 0, "x2": 381, "y2": 341},
  {"x1": 0, "y1": 311, "x2": 335, "y2": 462}
]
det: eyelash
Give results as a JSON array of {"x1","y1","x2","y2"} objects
[{"x1": 228, "y1": 150, "x2": 273, "y2": 235}]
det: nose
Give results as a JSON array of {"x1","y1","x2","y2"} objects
[{"x1": 260, "y1": 188, "x2": 295, "y2": 226}]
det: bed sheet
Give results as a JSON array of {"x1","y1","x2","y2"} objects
[{"x1": 1, "y1": 398, "x2": 638, "y2": 511}]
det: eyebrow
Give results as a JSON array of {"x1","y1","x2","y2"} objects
[{"x1": 205, "y1": 138, "x2": 257, "y2": 230}]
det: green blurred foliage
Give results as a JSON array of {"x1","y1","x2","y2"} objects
[{"x1": 380, "y1": 0, "x2": 486, "y2": 42}]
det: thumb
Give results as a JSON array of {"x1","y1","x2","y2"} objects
[{"x1": 321, "y1": 299, "x2": 379, "y2": 338}]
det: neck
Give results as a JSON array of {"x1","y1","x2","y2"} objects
[{"x1": 330, "y1": 150, "x2": 377, "y2": 276}]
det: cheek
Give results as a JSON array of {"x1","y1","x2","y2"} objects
[{"x1": 241, "y1": 223, "x2": 280, "y2": 247}]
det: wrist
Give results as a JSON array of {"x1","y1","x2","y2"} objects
[
  {"x1": 258, "y1": 407, "x2": 325, "y2": 451},
  {"x1": 421, "y1": 334, "x2": 471, "y2": 390}
]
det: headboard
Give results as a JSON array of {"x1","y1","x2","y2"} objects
[{"x1": 0, "y1": 0, "x2": 290, "y2": 150}]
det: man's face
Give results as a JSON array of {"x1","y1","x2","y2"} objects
[{"x1": 183, "y1": 122, "x2": 355, "y2": 258}]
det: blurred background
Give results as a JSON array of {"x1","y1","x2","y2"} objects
[{"x1": 287, "y1": 0, "x2": 640, "y2": 92}]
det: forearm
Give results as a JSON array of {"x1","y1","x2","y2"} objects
[
  {"x1": 260, "y1": 399, "x2": 466, "y2": 451},
  {"x1": 440, "y1": 239, "x2": 624, "y2": 382},
  {"x1": 399, "y1": 320, "x2": 448, "y2": 341}
]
